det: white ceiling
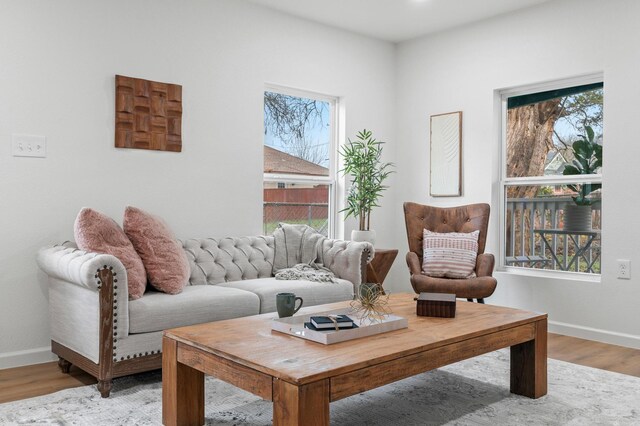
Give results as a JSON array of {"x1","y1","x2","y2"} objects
[{"x1": 246, "y1": 0, "x2": 554, "y2": 42}]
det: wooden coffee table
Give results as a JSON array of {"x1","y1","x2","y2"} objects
[{"x1": 162, "y1": 294, "x2": 547, "y2": 426}]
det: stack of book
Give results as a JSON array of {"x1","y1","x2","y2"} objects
[{"x1": 305, "y1": 315, "x2": 357, "y2": 331}]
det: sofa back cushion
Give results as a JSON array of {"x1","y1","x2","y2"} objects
[{"x1": 183, "y1": 236, "x2": 275, "y2": 285}]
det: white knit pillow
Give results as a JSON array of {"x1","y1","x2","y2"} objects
[{"x1": 422, "y1": 229, "x2": 479, "y2": 278}]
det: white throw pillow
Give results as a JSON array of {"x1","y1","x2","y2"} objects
[{"x1": 422, "y1": 229, "x2": 479, "y2": 279}]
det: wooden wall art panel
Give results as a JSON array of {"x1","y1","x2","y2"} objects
[{"x1": 115, "y1": 75, "x2": 182, "y2": 152}]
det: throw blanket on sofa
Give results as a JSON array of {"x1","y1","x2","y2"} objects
[
  {"x1": 273, "y1": 223, "x2": 326, "y2": 272},
  {"x1": 275, "y1": 263, "x2": 337, "y2": 283}
]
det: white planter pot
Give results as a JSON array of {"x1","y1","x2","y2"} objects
[
  {"x1": 351, "y1": 229, "x2": 376, "y2": 245},
  {"x1": 563, "y1": 205, "x2": 592, "y2": 232}
]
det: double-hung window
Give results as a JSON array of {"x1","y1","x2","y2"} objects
[
  {"x1": 263, "y1": 86, "x2": 337, "y2": 237},
  {"x1": 500, "y1": 76, "x2": 603, "y2": 275}
]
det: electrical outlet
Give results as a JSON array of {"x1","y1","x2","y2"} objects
[
  {"x1": 12, "y1": 134, "x2": 46, "y2": 158},
  {"x1": 617, "y1": 259, "x2": 630, "y2": 279}
]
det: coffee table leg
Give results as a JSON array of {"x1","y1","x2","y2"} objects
[
  {"x1": 510, "y1": 318, "x2": 547, "y2": 398},
  {"x1": 162, "y1": 336, "x2": 204, "y2": 426},
  {"x1": 273, "y1": 378, "x2": 329, "y2": 426}
]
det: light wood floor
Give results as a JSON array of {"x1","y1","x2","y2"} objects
[{"x1": 1, "y1": 333, "x2": 639, "y2": 404}]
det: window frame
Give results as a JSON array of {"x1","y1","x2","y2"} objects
[
  {"x1": 498, "y1": 73, "x2": 603, "y2": 279},
  {"x1": 263, "y1": 84, "x2": 338, "y2": 238}
]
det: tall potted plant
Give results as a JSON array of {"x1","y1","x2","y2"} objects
[
  {"x1": 339, "y1": 129, "x2": 394, "y2": 244},
  {"x1": 562, "y1": 126, "x2": 602, "y2": 231}
]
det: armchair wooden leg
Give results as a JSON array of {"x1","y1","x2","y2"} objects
[
  {"x1": 477, "y1": 298, "x2": 485, "y2": 304},
  {"x1": 57, "y1": 357, "x2": 71, "y2": 374}
]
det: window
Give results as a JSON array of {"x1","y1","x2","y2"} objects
[
  {"x1": 263, "y1": 87, "x2": 337, "y2": 237},
  {"x1": 500, "y1": 78, "x2": 603, "y2": 275}
]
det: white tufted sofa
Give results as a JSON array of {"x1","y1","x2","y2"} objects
[{"x1": 37, "y1": 235, "x2": 372, "y2": 397}]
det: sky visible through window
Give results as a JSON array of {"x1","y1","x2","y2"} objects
[
  {"x1": 553, "y1": 92, "x2": 603, "y2": 150},
  {"x1": 264, "y1": 92, "x2": 331, "y2": 168}
]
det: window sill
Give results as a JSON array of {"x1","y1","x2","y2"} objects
[{"x1": 496, "y1": 266, "x2": 601, "y2": 283}]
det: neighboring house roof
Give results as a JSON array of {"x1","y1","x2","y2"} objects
[
  {"x1": 545, "y1": 145, "x2": 583, "y2": 173},
  {"x1": 264, "y1": 146, "x2": 328, "y2": 176},
  {"x1": 544, "y1": 151, "x2": 568, "y2": 175}
]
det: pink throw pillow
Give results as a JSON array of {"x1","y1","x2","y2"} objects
[
  {"x1": 123, "y1": 206, "x2": 189, "y2": 295},
  {"x1": 74, "y1": 208, "x2": 147, "y2": 300},
  {"x1": 422, "y1": 229, "x2": 479, "y2": 279}
]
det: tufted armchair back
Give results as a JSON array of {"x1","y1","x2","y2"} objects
[
  {"x1": 182, "y1": 236, "x2": 276, "y2": 285},
  {"x1": 403, "y1": 202, "x2": 490, "y2": 260}
]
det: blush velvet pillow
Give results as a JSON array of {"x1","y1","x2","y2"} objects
[
  {"x1": 422, "y1": 229, "x2": 480, "y2": 279},
  {"x1": 74, "y1": 208, "x2": 147, "y2": 300},
  {"x1": 123, "y1": 206, "x2": 189, "y2": 295}
]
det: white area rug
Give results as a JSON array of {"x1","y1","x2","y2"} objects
[{"x1": 1, "y1": 350, "x2": 639, "y2": 425}]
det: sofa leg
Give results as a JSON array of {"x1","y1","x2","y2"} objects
[
  {"x1": 477, "y1": 298, "x2": 485, "y2": 304},
  {"x1": 97, "y1": 379, "x2": 112, "y2": 398},
  {"x1": 57, "y1": 357, "x2": 72, "y2": 374},
  {"x1": 467, "y1": 298, "x2": 473, "y2": 302}
]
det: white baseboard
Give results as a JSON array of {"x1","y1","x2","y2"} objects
[
  {"x1": 549, "y1": 320, "x2": 640, "y2": 349},
  {"x1": 0, "y1": 346, "x2": 57, "y2": 370}
]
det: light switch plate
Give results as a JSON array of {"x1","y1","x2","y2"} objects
[{"x1": 12, "y1": 134, "x2": 46, "y2": 157}]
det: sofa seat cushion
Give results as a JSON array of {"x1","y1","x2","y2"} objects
[
  {"x1": 128, "y1": 285, "x2": 260, "y2": 334},
  {"x1": 218, "y1": 278, "x2": 354, "y2": 313}
]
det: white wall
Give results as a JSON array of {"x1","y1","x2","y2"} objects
[
  {"x1": 6, "y1": 0, "x2": 638, "y2": 369},
  {"x1": 0, "y1": 0, "x2": 397, "y2": 367},
  {"x1": 396, "y1": 0, "x2": 640, "y2": 348}
]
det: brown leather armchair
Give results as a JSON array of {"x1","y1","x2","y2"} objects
[{"x1": 403, "y1": 202, "x2": 497, "y2": 303}]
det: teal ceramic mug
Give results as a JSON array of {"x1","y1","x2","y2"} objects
[{"x1": 276, "y1": 293, "x2": 304, "y2": 318}]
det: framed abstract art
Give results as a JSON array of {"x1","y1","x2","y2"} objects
[{"x1": 430, "y1": 111, "x2": 462, "y2": 196}]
